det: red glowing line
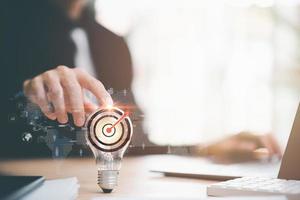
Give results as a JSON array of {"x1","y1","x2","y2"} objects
[{"x1": 106, "y1": 112, "x2": 129, "y2": 133}]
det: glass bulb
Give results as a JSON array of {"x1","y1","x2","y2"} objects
[
  {"x1": 91, "y1": 144, "x2": 128, "y2": 193},
  {"x1": 85, "y1": 107, "x2": 133, "y2": 193}
]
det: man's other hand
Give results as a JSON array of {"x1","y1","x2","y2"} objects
[
  {"x1": 23, "y1": 66, "x2": 113, "y2": 127},
  {"x1": 194, "y1": 132, "x2": 282, "y2": 163}
]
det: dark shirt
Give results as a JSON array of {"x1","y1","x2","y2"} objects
[{"x1": 0, "y1": 0, "x2": 148, "y2": 158}]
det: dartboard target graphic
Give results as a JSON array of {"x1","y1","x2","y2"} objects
[{"x1": 86, "y1": 107, "x2": 133, "y2": 152}]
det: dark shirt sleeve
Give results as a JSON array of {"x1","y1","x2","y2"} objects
[{"x1": 0, "y1": 0, "x2": 74, "y2": 158}]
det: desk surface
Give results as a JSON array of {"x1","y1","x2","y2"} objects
[{"x1": 0, "y1": 155, "x2": 216, "y2": 199}]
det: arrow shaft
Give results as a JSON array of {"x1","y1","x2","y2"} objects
[{"x1": 110, "y1": 112, "x2": 128, "y2": 129}]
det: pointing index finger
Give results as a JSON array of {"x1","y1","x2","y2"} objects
[{"x1": 75, "y1": 69, "x2": 113, "y2": 107}]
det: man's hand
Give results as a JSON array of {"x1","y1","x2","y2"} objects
[
  {"x1": 23, "y1": 66, "x2": 113, "y2": 127},
  {"x1": 193, "y1": 132, "x2": 282, "y2": 163}
]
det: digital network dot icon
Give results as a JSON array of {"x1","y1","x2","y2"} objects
[{"x1": 86, "y1": 107, "x2": 133, "y2": 152}]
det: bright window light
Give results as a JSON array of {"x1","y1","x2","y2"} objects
[{"x1": 95, "y1": 0, "x2": 300, "y2": 148}]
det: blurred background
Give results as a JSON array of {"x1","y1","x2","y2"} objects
[{"x1": 93, "y1": 0, "x2": 300, "y2": 149}]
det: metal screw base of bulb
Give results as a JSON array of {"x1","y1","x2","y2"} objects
[{"x1": 98, "y1": 170, "x2": 119, "y2": 193}]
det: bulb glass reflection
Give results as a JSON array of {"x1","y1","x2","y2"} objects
[{"x1": 86, "y1": 107, "x2": 133, "y2": 193}]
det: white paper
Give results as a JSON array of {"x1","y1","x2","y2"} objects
[{"x1": 21, "y1": 177, "x2": 79, "y2": 200}]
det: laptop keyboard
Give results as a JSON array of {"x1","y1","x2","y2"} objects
[{"x1": 207, "y1": 177, "x2": 300, "y2": 197}]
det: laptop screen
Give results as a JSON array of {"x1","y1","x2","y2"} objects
[{"x1": 278, "y1": 104, "x2": 300, "y2": 180}]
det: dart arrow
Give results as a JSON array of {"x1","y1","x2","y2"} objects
[{"x1": 106, "y1": 111, "x2": 129, "y2": 133}]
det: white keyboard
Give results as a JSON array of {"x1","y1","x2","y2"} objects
[{"x1": 207, "y1": 177, "x2": 300, "y2": 198}]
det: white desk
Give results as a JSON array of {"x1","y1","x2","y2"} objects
[{"x1": 0, "y1": 155, "x2": 217, "y2": 199}]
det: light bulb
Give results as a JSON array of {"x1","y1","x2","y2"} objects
[{"x1": 85, "y1": 107, "x2": 133, "y2": 193}]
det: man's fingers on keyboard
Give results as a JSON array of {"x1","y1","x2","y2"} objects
[
  {"x1": 259, "y1": 134, "x2": 282, "y2": 157},
  {"x1": 267, "y1": 134, "x2": 282, "y2": 157}
]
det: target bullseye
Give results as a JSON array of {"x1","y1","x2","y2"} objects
[
  {"x1": 102, "y1": 124, "x2": 115, "y2": 137},
  {"x1": 85, "y1": 107, "x2": 133, "y2": 152},
  {"x1": 106, "y1": 127, "x2": 112, "y2": 133}
]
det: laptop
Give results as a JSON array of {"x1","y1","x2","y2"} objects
[
  {"x1": 150, "y1": 156, "x2": 280, "y2": 181},
  {"x1": 0, "y1": 175, "x2": 44, "y2": 200},
  {"x1": 150, "y1": 103, "x2": 300, "y2": 181},
  {"x1": 277, "y1": 103, "x2": 300, "y2": 180},
  {"x1": 206, "y1": 103, "x2": 300, "y2": 197}
]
